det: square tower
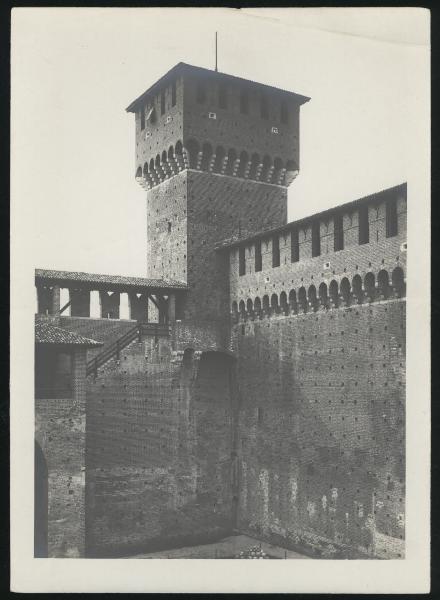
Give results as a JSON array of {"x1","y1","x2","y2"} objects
[{"x1": 126, "y1": 63, "x2": 310, "y2": 324}]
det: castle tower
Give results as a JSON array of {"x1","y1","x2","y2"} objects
[{"x1": 126, "y1": 63, "x2": 310, "y2": 328}]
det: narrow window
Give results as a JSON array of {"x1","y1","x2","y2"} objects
[
  {"x1": 171, "y1": 81, "x2": 177, "y2": 106},
  {"x1": 240, "y1": 90, "x2": 249, "y2": 114},
  {"x1": 257, "y1": 407, "x2": 263, "y2": 425},
  {"x1": 281, "y1": 101, "x2": 288, "y2": 124},
  {"x1": 255, "y1": 240, "x2": 262, "y2": 272},
  {"x1": 272, "y1": 235, "x2": 280, "y2": 267},
  {"x1": 260, "y1": 95, "x2": 269, "y2": 119},
  {"x1": 359, "y1": 205, "x2": 369, "y2": 244},
  {"x1": 140, "y1": 107, "x2": 145, "y2": 131},
  {"x1": 334, "y1": 214, "x2": 344, "y2": 251},
  {"x1": 218, "y1": 85, "x2": 227, "y2": 109},
  {"x1": 160, "y1": 90, "x2": 165, "y2": 115},
  {"x1": 291, "y1": 229, "x2": 299, "y2": 262},
  {"x1": 167, "y1": 221, "x2": 172, "y2": 234},
  {"x1": 312, "y1": 222, "x2": 321, "y2": 257},
  {"x1": 196, "y1": 83, "x2": 206, "y2": 104},
  {"x1": 386, "y1": 199, "x2": 398, "y2": 238},
  {"x1": 239, "y1": 246, "x2": 246, "y2": 276}
]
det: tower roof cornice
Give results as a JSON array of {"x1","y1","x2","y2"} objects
[{"x1": 125, "y1": 62, "x2": 310, "y2": 113}]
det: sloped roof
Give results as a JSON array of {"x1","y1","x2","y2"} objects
[
  {"x1": 35, "y1": 321, "x2": 103, "y2": 347},
  {"x1": 126, "y1": 62, "x2": 310, "y2": 113},
  {"x1": 35, "y1": 269, "x2": 187, "y2": 291}
]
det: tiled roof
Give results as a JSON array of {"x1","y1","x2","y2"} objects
[
  {"x1": 125, "y1": 62, "x2": 311, "y2": 113},
  {"x1": 216, "y1": 182, "x2": 407, "y2": 250},
  {"x1": 35, "y1": 321, "x2": 103, "y2": 347},
  {"x1": 35, "y1": 269, "x2": 187, "y2": 291}
]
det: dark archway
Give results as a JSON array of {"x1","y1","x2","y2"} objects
[
  {"x1": 34, "y1": 441, "x2": 48, "y2": 557},
  {"x1": 194, "y1": 351, "x2": 238, "y2": 530},
  {"x1": 392, "y1": 267, "x2": 405, "y2": 297},
  {"x1": 186, "y1": 139, "x2": 199, "y2": 169}
]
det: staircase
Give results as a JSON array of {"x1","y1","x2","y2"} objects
[{"x1": 86, "y1": 322, "x2": 170, "y2": 377}]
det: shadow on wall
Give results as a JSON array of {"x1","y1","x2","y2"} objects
[{"x1": 34, "y1": 440, "x2": 48, "y2": 558}]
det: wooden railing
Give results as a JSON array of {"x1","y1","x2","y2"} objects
[{"x1": 86, "y1": 322, "x2": 170, "y2": 377}]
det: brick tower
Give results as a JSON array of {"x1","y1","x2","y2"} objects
[{"x1": 126, "y1": 63, "x2": 310, "y2": 329}]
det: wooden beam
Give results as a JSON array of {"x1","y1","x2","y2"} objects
[{"x1": 59, "y1": 299, "x2": 71, "y2": 315}]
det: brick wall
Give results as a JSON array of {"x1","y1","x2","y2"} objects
[
  {"x1": 228, "y1": 190, "x2": 407, "y2": 313},
  {"x1": 232, "y1": 299, "x2": 405, "y2": 559},
  {"x1": 85, "y1": 331, "x2": 238, "y2": 556},
  {"x1": 35, "y1": 349, "x2": 87, "y2": 557}
]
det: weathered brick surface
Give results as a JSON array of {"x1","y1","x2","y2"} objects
[
  {"x1": 232, "y1": 299, "x2": 405, "y2": 558},
  {"x1": 35, "y1": 350, "x2": 87, "y2": 557},
  {"x1": 228, "y1": 193, "x2": 407, "y2": 312},
  {"x1": 85, "y1": 334, "x2": 238, "y2": 556}
]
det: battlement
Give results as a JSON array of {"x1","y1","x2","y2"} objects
[
  {"x1": 128, "y1": 63, "x2": 309, "y2": 190},
  {"x1": 220, "y1": 183, "x2": 407, "y2": 320}
]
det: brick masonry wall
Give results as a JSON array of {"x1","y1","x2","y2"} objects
[
  {"x1": 228, "y1": 194, "x2": 407, "y2": 311},
  {"x1": 185, "y1": 170, "x2": 287, "y2": 322},
  {"x1": 232, "y1": 299, "x2": 405, "y2": 559},
  {"x1": 35, "y1": 349, "x2": 87, "y2": 557},
  {"x1": 85, "y1": 331, "x2": 238, "y2": 556},
  {"x1": 145, "y1": 169, "x2": 288, "y2": 329},
  {"x1": 183, "y1": 73, "x2": 301, "y2": 167}
]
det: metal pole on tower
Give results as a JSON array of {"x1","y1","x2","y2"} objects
[{"x1": 215, "y1": 32, "x2": 218, "y2": 72}]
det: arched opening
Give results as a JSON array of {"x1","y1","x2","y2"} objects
[
  {"x1": 149, "y1": 157, "x2": 155, "y2": 173},
  {"x1": 201, "y1": 142, "x2": 213, "y2": 171},
  {"x1": 308, "y1": 285, "x2": 318, "y2": 311},
  {"x1": 392, "y1": 267, "x2": 405, "y2": 297},
  {"x1": 377, "y1": 270, "x2": 390, "y2": 299},
  {"x1": 214, "y1": 146, "x2": 226, "y2": 173},
  {"x1": 289, "y1": 289, "x2": 297, "y2": 313},
  {"x1": 34, "y1": 441, "x2": 48, "y2": 557},
  {"x1": 340, "y1": 277, "x2": 351, "y2": 306},
  {"x1": 329, "y1": 280, "x2": 339, "y2": 307},
  {"x1": 237, "y1": 151, "x2": 249, "y2": 178},
  {"x1": 364, "y1": 272, "x2": 376, "y2": 301},
  {"x1": 260, "y1": 155, "x2": 272, "y2": 182},
  {"x1": 280, "y1": 291, "x2": 288, "y2": 313},
  {"x1": 231, "y1": 300, "x2": 238, "y2": 322},
  {"x1": 352, "y1": 274, "x2": 363, "y2": 303},
  {"x1": 182, "y1": 347, "x2": 195, "y2": 367},
  {"x1": 155, "y1": 154, "x2": 161, "y2": 168},
  {"x1": 246, "y1": 298, "x2": 253, "y2": 316},
  {"x1": 319, "y1": 282, "x2": 328, "y2": 309},
  {"x1": 272, "y1": 157, "x2": 283, "y2": 184},
  {"x1": 248, "y1": 153, "x2": 260, "y2": 180},
  {"x1": 168, "y1": 145, "x2": 174, "y2": 160},
  {"x1": 225, "y1": 148, "x2": 237, "y2": 176},
  {"x1": 239, "y1": 300, "x2": 246, "y2": 319},
  {"x1": 143, "y1": 162, "x2": 149, "y2": 177},
  {"x1": 186, "y1": 139, "x2": 199, "y2": 169},
  {"x1": 175, "y1": 140, "x2": 183, "y2": 156},
  {"x1": 161, "y1": 150, "x2": 167, "y2": 163},
  {"x1": 298, "y1": 286, "x2": 307, "y2": 312},
  {"x1": 271, "y1": 293, "x2": 279, "y2": 314},
  {"x1": 135, "y1": 166, "x2": 142, "y2": 178},
  {"x1": 254, "y1": 296, "x2": 262, "y2": 316},
  {"x1": 262, "y1": 294, "x2": 270, "y2": 314}
]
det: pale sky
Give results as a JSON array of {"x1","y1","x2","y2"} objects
[{"x1": 12, "y1": 7, "x2": 430, "y2": 277}]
